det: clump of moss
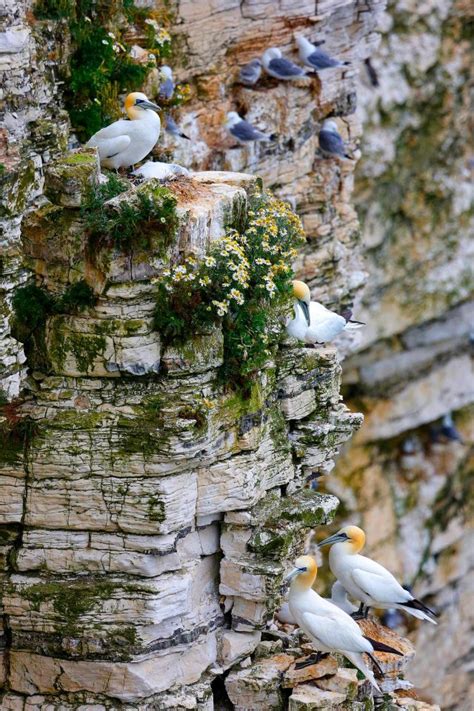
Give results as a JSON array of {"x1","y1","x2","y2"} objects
[
  {"x1": 82, "y1": 175, "x2": 178, "y2": 253},
  {"x1": 57, "y1": 280, "x2": 96, "y2": 312},
  {"x1": 154, "y1": 192, "x2": 305, "y2": 384}
]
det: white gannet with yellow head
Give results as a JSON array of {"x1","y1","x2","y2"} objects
[
  {"x1": 85, "y1": 92, "x2": 161, "y2": 170},
  {"x1": 318, "y1": 526, "x2": 437, "y2": 624},
  {"x1": 286, "y1": 280, "x2": 364, "y2": 344},
  {"x1": 285, "y1": 554, "x2": 402, "y2": 691}
]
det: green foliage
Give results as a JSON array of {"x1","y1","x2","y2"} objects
[
  {"x1": 57, "y1": 280, "x2": 96, "y2": 312},
  {"x1": 12, "y1": 284, "x2": 55, "y2": 331},
  {"x1": 33, "y1": 0, "x2": 174, "y2": 141},
  {"x1": 12, "y1": 280, "x2": 97, "y2": 335},
  {"x1": 81, "y1": 175, "x2": 179, "y2": 253},
  {"x1": 154, "y1": 192, "x2": 306, "y2": 383}
]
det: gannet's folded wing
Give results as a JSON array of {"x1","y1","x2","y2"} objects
[
  {"x1": 301, "y1": 609, "x2": 370, "y2": 654},
  {"x1": 86, "y1": 120, "x2": 132, "y2": 159},
  {"x1": 351, "y1": 567, "x2": 410, "y2": 605}
]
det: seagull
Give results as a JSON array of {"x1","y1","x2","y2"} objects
[
  {"x1": 239, "y1": 58, "x2": 262, "y2": 86},
  {"x1": 164, "y1": 113, "x2": 190, "y2": 140},
  {"x1": 318, "y1": 526, "x2": 437, "y2": 624},
  {"x1": 158, "y1": 65, "x2": 175, "y2": 101},
  {"x1": 430, "y1": 412, "x2": 463, "y2": 443},
  {"x1": 286, "y1": 555, "x2": 402, "y2": 691},
  {"x1": 85, "y1": 92, "x2": 161, "y2": 170},
  {"x1": 286, "y1": 280, "x2": 364, "y2": 344},
  {"x1": 225, "y1": 111, "x2": 273, "y2": 144},
  {"x1": 296, "y1": 35, "x2": 349, "y2": 71},
  {"x1": 319, "y1": 120, "x2": 353, "y2": 160},
  {"x1": 262, "y1": 47, "x2": 308, "y2": 80}
]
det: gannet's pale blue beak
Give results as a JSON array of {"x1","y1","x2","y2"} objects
[
  {"x1": 299, "y1": 300, "x2": 310, "y2": 326},
  {"x1": 284, "y1": 567, "x2": 303, "y2": 582},
  {"x1": 317, "y1": 532, "x2": 348, "y2": 548},
  {"x1": 137, "y1": 99, "x2": 160, "y2": 111}
]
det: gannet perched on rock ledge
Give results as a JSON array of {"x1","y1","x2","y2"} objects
[
  {"x1": 318, "y1": 526, "x2": 437, "y2": 624},
  {"x1": 86, "y1": 92, "x2": 161, "y2": 170},
  {"x1": 286, "y1": 280, "x2": 364, "y2": 344},
  {"x1": 285, "y1": 555, "x2": 402, "y2": 691}
]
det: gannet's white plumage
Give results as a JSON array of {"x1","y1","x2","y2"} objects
[
  {"x1": 262, "y1": 47, "x2": 308, "y2": 80},
  {"x1": 319, "y1": 526, "x2": 437, "y2": 624},
  {"x1": 286, "y1": 555, "x2": 401, "y2": 691},
  {"x1": 132, "y1": 161, "x2": 190, "y2": 181},
  {"x1": 286, "y1": 280, "x2": 363, "y2": 344},
  {"x1": 85, "y1": 92, "x2": 161, "y2": 170},
  {"x1": 331, "y1": 581, "x2": 358, "y2": 614}
]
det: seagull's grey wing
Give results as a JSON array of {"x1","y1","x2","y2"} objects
[
  {"x1": 269, "y1": 57, "x2": 304, "y2": 77},
  {"x1": 230, "y1": 120, "x2": 267, "y2": 142},
  {"x1": 319, "y1": 129, "x2": 346, "y2": 156},
  {"x1": 239, "y1": 63, "x2": 261, "y2": 85},
  {"x1": 308, "y1": 49, "x2": 340, "y2": 69},
  {"x1": 159, "y1": 78, "x2": 174, "y2": 100}
]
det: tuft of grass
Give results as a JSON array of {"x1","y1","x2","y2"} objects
[{"x1": 153, "y1": 192, "x2": 306, "y2": 384}]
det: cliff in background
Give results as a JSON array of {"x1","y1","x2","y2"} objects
[
  {"x1": 0, "y1": 0, "x2": 471, "y2": 708},
  {"x1": 325, "y1": 1, "x2": 473, "y2": 708}
]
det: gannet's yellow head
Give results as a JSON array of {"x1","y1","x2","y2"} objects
[
  {"x1": 318, "y1": 525, "x2": 366, "y2": 554},
  {"x1": 124, "y1": 92, "x2": 160, "y2": 120},
  {"x1": 284, "y1": 555, "x2": 318, "y2": 589},
  {"x1": 292, "y1": 280, "x2": 311, "y2": 325}
]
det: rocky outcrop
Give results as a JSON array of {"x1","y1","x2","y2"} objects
[{"x1": 0, "y1": 153, "x2": 361, "y2": 707}]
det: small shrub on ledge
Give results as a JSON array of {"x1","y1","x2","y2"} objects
[{"x1": 153, "y1": 193, "x2": 305, "y2": 383}]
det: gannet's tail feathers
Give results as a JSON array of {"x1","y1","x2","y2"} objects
[
  {"x1": 344, "y1": 651, "x2": 381, "y2": 692},
  {"x1": 398, "y1": 599, "x2": 437, "y2": 624},
  {"x1": 364, "y1": 637, "x2": 403, "y2": 656},
  {"x1": 345, "y1": 320, "x2": 365, "y2": 330}
]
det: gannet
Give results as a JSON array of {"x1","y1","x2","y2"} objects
[
  {"x1": 296, "y1": 35, "x2": 348, "y2": 71},
  {"x1": 85, "y1": 92, "x2": 161, "y2": 170},
  {"x1": 318, "y1": 526, "x2": 437, "y2": 624},
  {"x1": 286, "y1": 555, "x2": 402, "y2": 691},
  {"x1": 158, "y1": 65, "x2": 175, "y2": 101},
  {"x1": 262, "y1": 47, "x2": 308, "y2": 80},
  {"x1": 286, "y1": 280, "x2": 364, "y2": 344},
  {"x1": 239, "y1": 58, "x2": 262, "y2": 86},
  {"x1": 331, "y1": 581, "x2": 358, "y2": 614},
  {"x1": 225, "y1": 111, "x2": 273, "y2": 144},
  {"x1": 319, "y1": 120, "x2": 352, "y2": 160},
  {"x1": 132, "y1": 161, "x2": 189, "y2": 181}
]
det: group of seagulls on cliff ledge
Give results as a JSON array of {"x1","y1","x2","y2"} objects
[
  {"x1": 85, "y1": 34, "x2": 353, "y2": 171},
  {"x1": 279, "y1": 525, "x2": 436, "y2": 691}
]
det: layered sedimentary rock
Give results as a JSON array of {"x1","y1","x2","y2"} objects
[{"x1": 0, "y1": 152, "x2": 362, "y2": 707}]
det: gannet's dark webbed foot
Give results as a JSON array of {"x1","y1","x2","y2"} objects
[
  {"x1": 351, "y1": 602, "x2": 369, "y2": 620},
  {"x1": 294, "y1": 651, "x2": 328, "y2": 669}
]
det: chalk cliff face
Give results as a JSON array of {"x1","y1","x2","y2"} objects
[{"x1": 0, "y1": 0, "x2": 468, "y2": 708}]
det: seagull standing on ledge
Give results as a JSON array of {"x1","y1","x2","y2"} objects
[
  {"x1": 296, "y1": 35, "x2": 349, "y2": 70},
  {"x1": 225, "y1": 111, "x2": 273, "y2": 144},
  {"x1": 286, "y1": 280, "x2": 364, "y2": 344},
  {"x1": 319, "y1": 120, "x2": 353, "y2": 160},
  {"x1": 158, "y1": 65, "x2": 175, "y2": 101},
  {"x1": 239, "y1": 59, "x2": 262, "y2": 86},
  {"x1": 285, "y1": 555, "x2": 402, "y2": 692},
  {"x1": 85, "y1": 92, "x2": 161, "y2": 170},
  {"x1": 318, "y1": 526, "x2": 437, "y2": 624},
  {"x1": 262, "y1": 47, "x2": 308, "y2": 80}
]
